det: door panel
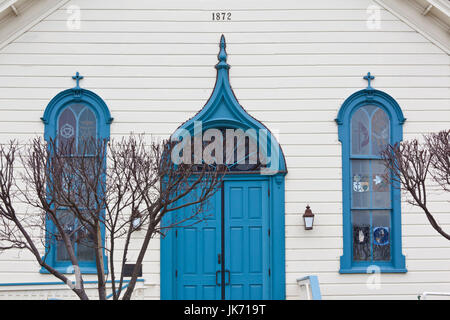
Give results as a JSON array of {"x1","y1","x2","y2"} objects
[
  {"x1": 174, "y1": 179, "x2": 270, "y2": 300},
  {"x1": 175, "y1": 190, "x2": 222, "y2": 300},
  {"x1": 224, "y1": 180, "x2": 270, "y2": 300}
]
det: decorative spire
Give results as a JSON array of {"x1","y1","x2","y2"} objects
[
  {"x1": 215, "y1": 34, "x2": 230, "y2": 70},
  {"x1": 363, "y1": 72, "x2": 375, "y2": 89},
  {"x1": 72, "y1": 71, "x2": 84, "y2": 88}
]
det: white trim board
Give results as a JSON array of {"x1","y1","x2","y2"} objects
[
  {"x1": 0, "y1": 0, "x2": 69, "y2": 51},
  {"x1": 0, "y1": 0, "x2": 19, "y2": 14},
  {"x1": 375, "y1": 0, "x2": 450, "y2": 54}
]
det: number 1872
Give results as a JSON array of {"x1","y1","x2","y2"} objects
[{"x1": 212, "y1": 12, "x2": 231, "y2": 21}]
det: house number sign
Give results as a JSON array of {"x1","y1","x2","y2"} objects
[{"x1": 212, "y1": 12, "x2": 232, "y2": 21}]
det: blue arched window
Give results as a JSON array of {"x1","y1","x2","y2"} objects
[
  {"x1": 336, "y1": 74, "x2": 406, "y2": 273},
  {"x1": 41, "y1": 73, "x2": 113, "y2": 274}
]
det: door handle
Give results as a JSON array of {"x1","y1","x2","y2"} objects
[
  {"x1": 225, "y1": 270, "x2": 230, "y2": 286},
  {"x1": 218, "y1": 253, "x2": 221, "y2": 264},
  {"x1": 215, "y1": 270, "x2": 221, "y2": 286}
]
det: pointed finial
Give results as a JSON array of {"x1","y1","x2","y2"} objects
[
  {"x1": 363, "y1": 72, "x2": 375, "y2": 89},
  {"x1": 72, "y1": 72, "x2": 84, "y2": 88},
  {"x1": 216, "y1": 34, "x2": 230, "y2": 70}
]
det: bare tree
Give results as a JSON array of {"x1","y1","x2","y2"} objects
[
  {"x1": 0, "y1": 135, "x2": 226, "y2": 299},
  {"x1": 381, "y1": 129, "x2": 450, "y2": 240},
  {"x1": 426, "y1": 130, "x2": 450, "y2": 193}
]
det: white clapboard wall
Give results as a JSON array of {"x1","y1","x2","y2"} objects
[{"x1": 0, "y1": 0, "x2": 449, "y2": 300}]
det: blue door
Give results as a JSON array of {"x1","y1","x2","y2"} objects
[
  {"x1": 224, "y1": 180, "x2": 270, "y2": 300},
  {"x1": 174, "y1": 189, "x2": 222, "y2": 300},
  {"x1": 174, "y1": 179, "x2": 270, "y2": 300}
]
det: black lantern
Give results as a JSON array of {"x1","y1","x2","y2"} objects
[{"x1": 303, "y1": 205, "x2": 315, "y2": 230}]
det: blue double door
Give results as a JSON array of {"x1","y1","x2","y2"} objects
[{"x1": 175, "y1": 179, "x2": 270, "y2": 300}]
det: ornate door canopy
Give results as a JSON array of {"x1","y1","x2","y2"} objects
[{"x1": 171, "y1": 35, "x2": 287, "y2": 174}]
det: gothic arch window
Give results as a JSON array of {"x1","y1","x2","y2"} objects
[
  {"x1": 41, "y1": 73, "x2": 113, "y2": 274},
  {"x1": 336, "y1": 73, "x2": 407, "y2": 273}
]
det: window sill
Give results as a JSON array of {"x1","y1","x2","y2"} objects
[
  {"x1": 40, "y1": 265, "x2": 107, "y2": 275},
  {"x1": 339, "y1": 266, "x2": 407, "y2": 274}
]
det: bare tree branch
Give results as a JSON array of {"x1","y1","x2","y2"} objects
[{"x1": 381, "y1": 131, "x2": 450, "y2": 240}]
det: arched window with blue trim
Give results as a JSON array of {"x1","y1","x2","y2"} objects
[
  {"x1": 41, "y1": 72, "x2": 113, "y2": 274},
  {"x1": 336, "y1": 73, "x2": 406, "y2": 273}
]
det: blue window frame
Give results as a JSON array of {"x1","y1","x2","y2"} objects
[
  {"x1": 336, "y1": 76, "x2": 406, "y2": 273},
  {"x1": 40, "y1": 73, "x2": 113, "y2": 274}
]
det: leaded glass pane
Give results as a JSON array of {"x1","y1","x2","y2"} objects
[
  {"x1": 77, "y1": 225, "x2": 95, "y2": 261},
  {"x1": 352, "y1": 210, "x2": 370, "y2": 261},
  {"x1": 190, "y1": 128, "x2": 264, "y2": 172},
  {"x1": 56, "y1": 210, "x2": 76, "y2": 261},
  {"x1": 373, "y1": 210, "x2": 391, "y2": 261},
  {"x1": 371, "y1": 107, "x2": 390, "y2": 156},
  {"x1": 69, "y1": 103, "x2": 85, "y2": 116},
  {"x1": 78, "y1": 108, "x2": 97, "y2": 155},
  {"x1": 225, "y1": 129, "x2": 259, "y2": 171},
  {"x1": 372, "y1": 160, "x2": 391, "y2": 208},
  {"x1": 58, "y1": 107, "x2": 77, "y2": 155},
  {"x1": 351, "y1": 160, "x2": 370, "y2": 208},
  {"x1": 351, "y1": 108, "x2": 370, "y2": 155}
]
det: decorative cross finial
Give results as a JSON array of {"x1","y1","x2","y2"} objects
[
  {"x1": 72, "y1": 72, "x2": 84, "y2": 88},
  {"x1": 216, "y1": 34, "x2": 230, "y2": 70},
  {"x1": 363, "y1": 72, "x2": 375, "y2": 89}
]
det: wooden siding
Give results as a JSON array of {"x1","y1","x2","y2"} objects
[{"x1": 0, "y1": 0, "x2": 449, "y2": 300}]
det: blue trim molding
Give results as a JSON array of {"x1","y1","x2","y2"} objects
[
  {"x1": 41, "y1": 80, "x2": 113, "y2": 141},
  {"x1": 40, "y1": 73, "x2": 111, "y2": 274},
  {"x1": 336, "y1": 74, "x2": 406, "y2": 274},
  {"x1": 161, "y1": 35, "x2": 287, "y2": 299},
  {"x1": 171, "y1": 35, "x2": 287, "y2": 174}
]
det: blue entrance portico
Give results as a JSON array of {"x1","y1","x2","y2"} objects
[{"x1": 160, "y1": 35, "x2": 287, "y2": 300}]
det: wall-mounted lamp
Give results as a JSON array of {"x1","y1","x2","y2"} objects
[{"x1": 303, "y1": 205, "x2": 315, "y2": 230}]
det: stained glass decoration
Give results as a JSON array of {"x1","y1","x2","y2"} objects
[
  {"x1": 78, "y1": 107, "x2": 97, "y2": 155},
  {"x1": 56, "y1": 105, "x2": 98, "y2": 262},
  {"x1": 373, "y1": 210, "x2": 391, "y2": 261},
  {"x1": 372, "y1": 160, "x2": 390, "y2": 208},
  {"x1": 352, "y1": 160, "x2": 370, "y2": 208},
  {"x1": 58, "y1": 107, "x2": 77, "y2": 154},
  {"x1": 55, "y1": 210, "x2": 76, "y2": 262},
  {"x1": 351, "y1": 108, "x2": 370, "y2": 155},
  {"x1": 373, "y1": 227, "x2": 389, "y2": 246},
  {"x1": 58, "y1": 104, "x2": 97, "y2": 155},
  {"x1": 371, "y1": 108, "x2": 390, "y2": 155},
  {"x1": 191, "y1": 128, "x2": 264, "y2": 172},
  {"x1": 77, "y1": 226, "x2": 95, "y2": 261},
  {"x1": 353, "y1": 175, "x2": 369, "y2": 193},
  {"x1": 352, "y1": 210, "x2": 370, "y2": 261},
  {"x1": 351, "y1": 105, "x2": 390, "y2": 157},
  {"x1": 350, "y1": 106, "x2": 392, "y2": 263}
]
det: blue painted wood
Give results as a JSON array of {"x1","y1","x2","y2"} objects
[
  {"x1": 170, "y1": 179, "x2": 270, "y2": 300},
  {"x1": 363, "y1": 72, "x2": 375, "y2": 89},
  {"x1": 161, "y1": 35, "x2": 286, "y2": 300},
  {"x1": 336, "y1": 73, "x2": 406, "y2": 274},
  {"x1": 224, "y1": 180, "x2": 270, "y2": 300},
  {"x1": 171, "y1": 35, "x2": 286, "y2": 174},
  {"x1": 40, "y1": 72, "x2": 111, "y2": 274},
  {"x1": 308, "y1": 276, "x2": 322, "y2": 300},
  {"x1": 174, "y1": 190, "x2": 222, "y2": 300}
]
